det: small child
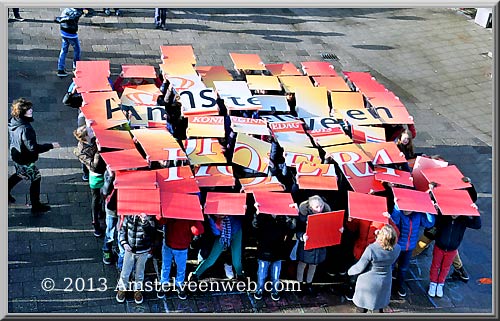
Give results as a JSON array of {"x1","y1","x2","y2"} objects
[
  {"x1": 116, "y1": 214, "x2": 157, "y2": 304},
  {"x1": 428, "y1": 213, "x2": 481, "y2": 298}
]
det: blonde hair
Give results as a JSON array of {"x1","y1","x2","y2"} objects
[
  {"x1": 11, "y1": 97, "x2": 33, "y2": 118},
  {"x1": 377, "y1": 224, "x2": 398, "y2": 251},
  {"x1": 73, "y1": 125, "x2": 88, "y2": 143}
]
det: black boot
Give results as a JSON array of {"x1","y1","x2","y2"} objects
[
  {"x1": 8, "y1": 174, "x2": 22, "y2": 203},
  {"x1": 30, "y1": 178, "x2": 50, "y2": 213}
]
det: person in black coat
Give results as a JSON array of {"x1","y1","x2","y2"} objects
[
  {"x1": 252, "y1": 210, "x2": 296, "y2": 301},
  {"x1": 428, "y1": 212, "x2": 481, "y2": 298},
  {"x1": 8, "y1": 98, "x2": 60, "y2": 213}
]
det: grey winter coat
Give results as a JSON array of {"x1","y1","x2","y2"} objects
[
  {"x1": 295, "y1": 200, "x2": 331, "y2": 265},
  {"x1": 8, "y1": 117, "x2": 53, "y2": 165},
  {"x1": 348, "y1": 242, "x2": 401, "y2": 310}
]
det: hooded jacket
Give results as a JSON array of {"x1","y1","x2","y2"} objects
[
  {"x1": 57, "y1": 8, "x2": 83, "y2": 36},
  {"x1": 253, "y1": 214, "x2": 296, "y2": 262},
  {"x1": 390, "y1": 204, "x2": 435, "y2": 251},
  {"x1": 434, "y1": 214, "x2": 481, "y2": 251},
  {"x1": 119, "y1": 215, "x2": 156, "y2": 254},
  {"x1": 8, "y1": 117, "x2": 53, "y2": 165}
]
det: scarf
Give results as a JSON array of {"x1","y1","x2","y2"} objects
[{"x1": 220, "y1": 216, "x2": 232, "y2": 250}]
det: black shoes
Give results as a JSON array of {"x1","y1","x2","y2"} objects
[
  {"x1": 397, "y1": 286, "x2": 407, "y2": 297},
  {"x1": 451, "y1": 266, "x2": 470, "y2": 282},
  {"x1": 31, "y1": 203, "x2": 51, "y2": 213},
  {"x1": 102, "y1": 251, "x2": 113, "y2": 265},
  {"x1": 177, "y1": 289, "x2": 187, "y2": 300},
  {"x1": 93, "y1": 228, "x2": 104, "y2": 237},
  {"x1": 57, "y1": 70, "x2": 69, "y2": 77},
  {"x1": 253, "y1": 290, "x2": 263, "y2": 300}
]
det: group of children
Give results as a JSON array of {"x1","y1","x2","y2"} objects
[{"x1": 67, "y1": 66, "x2": 481, "y2": 310}]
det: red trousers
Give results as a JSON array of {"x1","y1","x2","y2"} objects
[{"x1": 430, "y1": 245, "x2": 457, "y2": 284}]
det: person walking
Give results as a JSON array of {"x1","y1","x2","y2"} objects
[
  {"x1": 347, "y1": 224, "x2": 401, "y2": 313},
  {"x1": 8, "y1": 98, "x2": 60, "y2": 213},
  {"x1": 10, "y1": 8, "x2": 24, "y2": 21},
  {"x1": 154, "y1": 8, "x2": 168, "y2": 30},
  {"x1": 55, "y1": 8, "x2": 84, "y2": 77}
]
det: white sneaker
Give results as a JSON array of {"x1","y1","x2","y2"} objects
[
  {"x1": 436, "y1": 283, "x2": 444, "y2": 297},
  {"x1": 224, "y1": 263, "x2": 234, "y2": 279},
  {"x1": 428, "y1": 282, "x2": 437, "y2": 297}
]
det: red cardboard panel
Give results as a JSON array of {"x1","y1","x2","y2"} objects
[
  {"x1": 359, "y1": 142, "x2": 407, "y2": 165},
  {"x1": 365, "y1": 91, "x2": 405, "y2": 108},
  {"x1": 233, "y1": 134, "x2": 271, "y2": 173},
  {"x1": 73, "y1": 76, "x2": 112, "y2": 93},
  {"x1": 304, "y1": 210, "x2": 344, "y2": 250},
  {"x1": 229, "y1": 53, "x2": 266, "y2": 71},
  {"x1": 265, "y1": 63, "x2": 302, "y2": 76},
  {"x1": 156, "y1": 167, "x2": 200, "y2": 194},
  {"x1": 93, "y1": 128, "x2": 135, "y2": 151},
  {"x1": 131, "y1": 128, "x2": 185, "y2": 162},
  {"x1": 313, "y1": 76, "x2": 351, "y2": 92},
  {"x1": 420, "y1": 165, "x2": 472, "y2": 190},
  {"x1": 301, "y1": 61, "x2": 337, "y2": 77},
  {"x1": 352, "y1": 79, "x2": 388, "y2": 93},
  {"x1": 230, "y1": 116, "x2": 269, "y2": 136},
  {"x1": 117, "y1": 188, "x2": 160, "y2": 216},
  {"x1": 431, "y1": 189, "x2": 480, "y2": 216},
  {"x1": 194, "y1": 165, "x2": 235, "y2": 187},
  {"x1": 80, "y1": 101, "x2": 128, "y2": 130},
  {"x1": 253, "y1": 191, "x2": 299, "y2": 216},
  {"x1": 187, "y1": 116, "x2": 225, "y2": 138},
  {"x1": 159, "y1": 62, "x2": 198, "y2": 77},
  {"x1": 74, "y1": 60, "x2": 110, "y2": 78},
  {"x1": 295, "y1": 87, "x2": 330, "y2": 118},
  {"x1": 351, "y1": 124, "x2": 386, "y2": 144},
  {"x1": 160, "y1": 192, "x2": 204, "y2": 220},
  {"x1": 160, "y1": 45, "x2": 196, "y2": 65},
  {"x1": 114, "y1": 170, "x2": 158, "y2": 190},
  {"x1": 348, "y1": 191, "x2": 388, "y2": 224},
  {"x1": 246, "y1": 75, "x2": 282, "y2": 91},
  {"x1": 308, "y1": 126, "x2": 353, "y2": 147},
  {"x1": 239, "y1": 176, "x2": 285, "y2": 192},
  {"x1": 121, "y1": 65, "x2": 157, "y2": 79},
  {"x1": 100, "y1": 149, "x2": 149, "y2": 171},
  {"x1": 278, "y1": 76, "x2": 314, "y2": 93},
  {"x1": 296, "y1": 162, "x2": 338, "y2": 190},
  {"x1": 392, "y1": 187, "x2": 437, "y2": 214},
  {"x1": 323, "y1": 144, "x2": 372, "y2": 165},
  {"x1": 196, "y1": 65, "x2": 233, "y2": 88},
  {"x1": 204, "y1": 192, "x2": 247, "y2": 216},
  {"x1": 340, "y1": 162, "x2": 385, "y2": 194},
  {"x1": 184, "y1": 138, "x2": 227, "y2": 165},
  {"x1": 81, "y1": 91, "x2": 120, "y2": 107},
  {"x1": 412, "y1": 156, "x2": 448, "y2": 191},
  {"x1": 376, "y1": 106, "x2": 414, "y2": 125},
  {"x1": 374, "y1": 166, "x2": 414, "y2": 187},
  {"x1": 343, "y1": 71, "x2": 374, "y2": 82}
]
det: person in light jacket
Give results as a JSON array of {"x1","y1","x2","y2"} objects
[{"x1": 348, "y1": 224, "x2": 401, "y2": 313}]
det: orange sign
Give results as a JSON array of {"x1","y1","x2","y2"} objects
[
  {"x1": 194, "y1": 165, "x2": 235, "y2": 187},
  {"x1": 359, "y1": 142, "x2": 408, "y2": 165},
  {"x1": 304, "y1": 210, "x2": 344, "y2": 250},
  {"x1": 187, "y1": 116, "x2": 225, "y2": 138},
  {"x1": 233, "y1": 134, "x2": 271, "y2": 173},
  {"x1": 340, "y1": 162, "x2": 385, "y2": 194},
  {"x1": 296, "y1": 161, "x2": 338, "y2": 190},
  {"x1": 184, "y1": 138, "x2": 227, "y2": 165}
]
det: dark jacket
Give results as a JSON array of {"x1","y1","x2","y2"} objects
[
  {"x1": 56, "y1": 8, "x2": 83, "y2": 35},
  {"x1": 253, "y1": 214, "x2": 296, "y2": 262},
  {"x1": 296, "y1": 200, "x2": 332, "y2": 264},
  {"x1": 434, "y1": 214, "x2": 481, "y2": 251},
  {"x1": 119, "y1": 215, "x2": 157, "y2": 253},
  {"x1": 74, "y1": 138, "x2": 106, "y2": 174},
  {"x1": 8, "y1": 117, "x2": 53, "y2": 165}
]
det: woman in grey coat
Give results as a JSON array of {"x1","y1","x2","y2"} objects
[
  {"x1": 296, "y1": 195, "x2": 331, "y2": 294},
  {"x1": 348, "y1": 224, "x2": 401, "y2": 313}
]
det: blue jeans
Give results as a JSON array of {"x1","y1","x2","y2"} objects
[
  {"x1": 257, "y1": 259, "x2": 281, "y2": 294},
  {"x1": 160, "y1": 243, "x2": 187, "y2": 287},
  {"x1": 101, "y1": 213, "x2": 117, "y2": 252},
  {"x1": 395, "y1": 249, "x2": 412, "y2": 289},
  {"x1": 58, "y1": 36, "x2": 81, "y2": 70},
  {"x1": 194, "y1": 228, "x2": 243, "y2": 278}
]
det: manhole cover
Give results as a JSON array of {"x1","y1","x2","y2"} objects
[{"x1": 321, "y1": 53, "x2": 339, "y2": 60}]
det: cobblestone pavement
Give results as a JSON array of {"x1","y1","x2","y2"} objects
[{"x1": 7, "y1": 8, "x2": 493, "y2": 314}]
